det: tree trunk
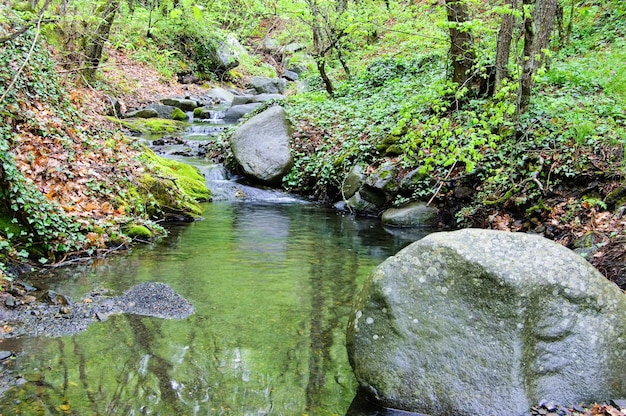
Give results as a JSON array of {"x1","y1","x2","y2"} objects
[
  {"x1": 316, "y1": 57, "x2": 334, "y2": 96},
  {"x1": 565, "y1": 0, "x2": 575, "y2": 45},
  {"x1": 82, "y1": 0, "x2": 120, "y2": 83},
  {"x1": 518, "y1": 0, "x2": 535, "y2": 114},
  {"x1": 494, "y1": 0, "x2": 517, "y2": 92},
  {"x1": 445, "y1": 0, "x2": 475, "y2": 86},
  {"x1": 311, "y1": 24, "x2": 334, "y2": 95},
  {"x1": 533, "y1": 0, "x2": 558, "y2": 68}
]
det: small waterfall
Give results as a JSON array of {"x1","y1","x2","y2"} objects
[
  {"x1": 184, "y1": 124, "x2": 227, "y2": 137},
  {"x1": 193, "y1": 162, "x2": 304, "y2": 203},
  {"x1": 147, "y1": 101, "x2": 304, "y2": 204}
]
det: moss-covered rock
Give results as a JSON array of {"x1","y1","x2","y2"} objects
[
  {"x1": 112, "y1": 117, "x2": 187, "y2": 135},
  {"x1": 137, "y1": 148, "x2": 210, "y2": 219},
  {"x1": 606, "y1": 185, "x2": 626, "y2": 209},
  {"x1": 171, "y1": 107, "x2": 189, "y2": 121},
  {"x1": 125, "y1": 224, "x2": 153, "y2": 240}
]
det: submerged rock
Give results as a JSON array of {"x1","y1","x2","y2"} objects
[
  {"x1": 229, "y1": 106, "x2": 293, "y2": 185},
  {"x1": 347, "y1": 229, "x2": 626, "y2": 416}
]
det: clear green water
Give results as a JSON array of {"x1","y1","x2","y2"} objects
[{"x1": 0, "y1": 201, "x2": 427, "y2": 415}]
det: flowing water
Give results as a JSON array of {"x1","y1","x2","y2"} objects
[{"x1": 0, "y1": 117, "x2": 430, "y2": 415}]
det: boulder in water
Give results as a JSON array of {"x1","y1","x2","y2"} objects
[
  {"x1": 229, "y1": 105, "x2": 293, "y2": 185},
  {"x1": 381, "y1": 202, "x2": 438, "y2": 228},
  {"x1": 161, "y1": 97, "x2": 199, "y2": 112},
  {"x1": 206, "y1": 87, "x2": 235, "y2": 105},
  {"x1": 347, "y1": 229, "x2": 626, "y2": 416}
]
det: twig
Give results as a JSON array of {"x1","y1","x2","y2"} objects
[{"x1": 427, "y1": 161, "x2": 457, "y2": 206}]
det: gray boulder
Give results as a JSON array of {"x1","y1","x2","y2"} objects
[
  {"x1": 342, "y1": 165, "x2": 366, "y2": 200},
  {"x1": 124, "y1": 104, "x2": 185, "y2": 119},
  {"x1": 282, "y1": 70, "x2": 299, "y2": 81},
  {"x1": 347, "y1": 229, "x2": 626, "y2": 416},
  {"x1": 214, "y1": 34, "x2": 244, "y2": 72},
  {"x1": 206, "y1": 87, "x2": 235, "y2": 105},
  {"x1": 346, "y1": 187, "x2": 386, "y2": 215},
  {"x1": 253, "y1": 93, "x2": 285, "y2": 102},
  {"x1": 161, "y1": 97, "x2": 199, "y2": 111},
  {"x1": 124, "y1": 107, "x2": 159, "y2": 119},
  {"x1": 366, "y1": 162, "x2": 399, "y2": 193},
  {"x1": 231, "y1": 95, "x2": 255, "y2": 106},
  {"x1": 229, "y1": 106, "x2": 293, "y2": 185},
  {"x1": 338, "y1": 164, "x2": 388, "y2": 215},
  {"x1": 246, "y1": 76, "x2": 287, "y2": 94},
  {"x1": 224, "y1": 103, "x2": 262, "y2": 121},
  {"x1": 381, "y1": 202, "x2": 438, "y2": 227}
]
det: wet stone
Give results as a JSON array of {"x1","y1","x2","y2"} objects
[
  {"x1": 611, "y1": 400, "x2": 626, "y2": 410},
  {"x1": 1, "y1": 282, "x2": 194, "y2": 339},
  {"x1": 0, "y1": 351, "x2": 13, "y2": 361}
]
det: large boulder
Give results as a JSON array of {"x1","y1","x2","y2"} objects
[
  {"x1": 365, "y1": 162, "x2": 399, "y2": 193},
  {"x1": 125, "y1": 104, "x2": 181, "y2": 119},
  {"x1": 206, "y1": 87, "x2": 235, "y2": 105},
  {"x1": 229, "y1": 106, "x2": 293, "y2": 185},
  {"x1": 347, "y1": 229, "x2": 626, "y2": 416}
]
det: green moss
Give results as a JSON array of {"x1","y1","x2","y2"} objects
[
  {"x1": 111, "y1": 117, "x2": 187, "y2": 135},
  {"x1": 125, "y1": 224, "x2": 153, "y2": 240},
  {"x1": 171, "y1": 107, "x2": 188, "y2": 121},
  {"x1": 606, "y1": 185, "x2": 626, "y2": 208},
  {"x1": 137, "y1": 147, "x2": 210, "y2": 218}
]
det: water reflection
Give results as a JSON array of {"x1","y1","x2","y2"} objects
[{"x1": 0, "y1": 202, "x2": 425, "y2": 415}]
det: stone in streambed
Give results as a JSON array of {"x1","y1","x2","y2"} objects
[
  {"x1": 347, "y1": 229, "x2": 626, "y2": 416},
  {"x1": 381, "y1": 202, "x2": 438, "y2": 228},
  {"x1": 161, "y1": 97, "x2": 199, "y2": 112},
  {"x1": 223, "y1": 102, "x2": 262, "y2": 120},
  {"x1": 229, "y1": 106, "x2": 293, "y2": 185}
]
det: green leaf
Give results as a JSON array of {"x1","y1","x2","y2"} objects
[{"x1": 192, "y1": 5, "x2": 204, "y2": 21}]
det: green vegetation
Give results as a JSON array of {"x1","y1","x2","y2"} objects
[
  {"x1": 0, "y1": 0, "x2": 624, "y2": 282},
  {"x1": 0, "y1": 4, "x2": 209, "y2": 277},
  {"x1": 113, "y1": 117, "x2": 187, "y2": 134}
]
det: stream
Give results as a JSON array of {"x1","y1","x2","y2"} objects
[{"x1": 0, "y1": 115, "x2": 430, "y2": 415}]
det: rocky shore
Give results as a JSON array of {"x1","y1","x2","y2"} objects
[{"x1": 0, "y1": 281, "x2": 194, "y2": 395}]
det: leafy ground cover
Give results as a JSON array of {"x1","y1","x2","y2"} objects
[
  {"x1": 0, "y1": 7, "x2": 208, "y2": 283},
  {"x1": 279, "y1": 2, "x2": 625, "y2": 287}
]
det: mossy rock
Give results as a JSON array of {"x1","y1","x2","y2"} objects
[
  {"x1": 112, "y1": 117, "x2": 187, "y2": 135},
  {"x1": 125, "y1": 224, "x2": 153, "y2": 240},
  {"x1": 171, "y1": 107, "x2": 188, "y2": 121},
  {"x1": 606, "y1": 185, "x2": 626, "y2": 208},
  {"x1": 137, "y1": 148, "x2": 210, "y2": 219},
  {"x1": 376, "y1": 135, "x2": 400, "y2": 152}
]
